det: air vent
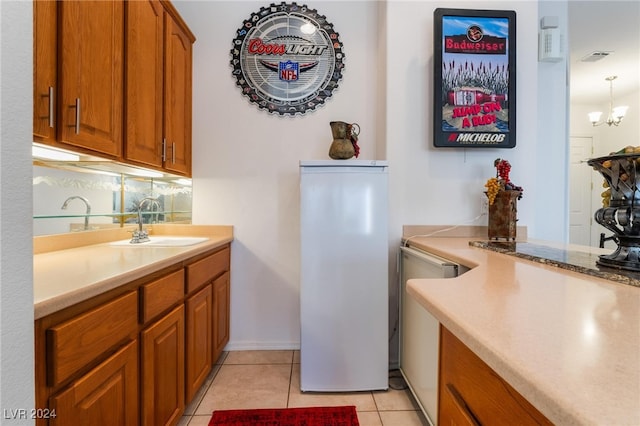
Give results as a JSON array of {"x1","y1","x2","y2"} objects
[{"x1": 581, "y1": 51, "x2": 613, "y2": 62}]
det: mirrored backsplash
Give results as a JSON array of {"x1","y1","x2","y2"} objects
[{"x1": 33, "y1": 165, "x2": 192, "y2": 236}]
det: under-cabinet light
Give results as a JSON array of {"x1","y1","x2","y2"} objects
[
  {"x1": 173, "y1": 179, "x2": 192, "y2": 186},
  {"x1": 128, "y1": 169, "x2": 164, "y2": 178},
  {"x1": 87, "y1": 169, "x2": 120, "y2": 177},
  {"x1": 32, "y1": 145, "x2": 80, "y2": 161}
]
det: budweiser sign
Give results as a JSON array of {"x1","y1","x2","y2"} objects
[{"x1": 434, "y1": 8, "x2": 516, "y2": 148}]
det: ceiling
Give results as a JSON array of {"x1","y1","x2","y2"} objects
[{"x1": 568, "y1": 1, "x2": 640, "y2": 106}]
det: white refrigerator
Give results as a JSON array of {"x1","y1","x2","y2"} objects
[{"x1": 299, "y1": 159, "x2": 389, "y2": 392}]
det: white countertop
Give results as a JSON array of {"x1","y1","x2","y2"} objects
[
  {"x1": 33, "y1": 225, "x2": 233, "y2": 320},
  {"x1": 405, "y1": 237, "x2": 639, "y2": 426}
]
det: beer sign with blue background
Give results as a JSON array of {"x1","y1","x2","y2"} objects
[{"x1": 433, "y1": 9, "x2": 517, "y2": 148}]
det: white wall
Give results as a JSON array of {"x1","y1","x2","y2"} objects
[
  {"x1": 177, "y1": 0, "x2": 382, "y2": 349},
  {"x1": 536, "y1": 0, "x2": 570, "y2": 242},
  {"x1": 1, "y1": 1, "x2": 35, "y2": 423},
  {"x1": 386, "y1": 0, "x2": 555, "y2": 234},
  {"x1": 177, "y1": 0, "x2": 570, "y2": 351}
]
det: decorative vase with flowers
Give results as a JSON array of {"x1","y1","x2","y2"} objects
[{"x1": 484, "y1": 159, "x2": 523, "y2": 240}]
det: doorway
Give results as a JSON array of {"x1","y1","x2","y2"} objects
[{"x1": 569, "y1": 136, "x2": 594, "y2": 246}]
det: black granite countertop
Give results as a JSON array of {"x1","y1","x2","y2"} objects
[{"x1": 470, "y1": 240, "x2": 640, "y2": 288}]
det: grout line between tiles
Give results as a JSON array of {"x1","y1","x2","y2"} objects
[{"x1": 286, "y1": 360, "x2": 294, "y2": 408}]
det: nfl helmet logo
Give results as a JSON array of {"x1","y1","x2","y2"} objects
[{"x1": 279, "y1": 60, "x2": 299, "y2": 81}]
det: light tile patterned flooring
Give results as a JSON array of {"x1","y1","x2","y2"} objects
[{"x1": 178, "y1": 350, "x2": 429, "y2": 426}]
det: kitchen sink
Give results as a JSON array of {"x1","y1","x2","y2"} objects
[{"x1": 109, "y1": 236, "x2": 209, "y2": 247}]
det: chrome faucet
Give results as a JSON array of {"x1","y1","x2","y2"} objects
[
  {"x1": 131, "y1": 197, "x2": 159, "y2": 243},
  {"x1": 147, "y1": 198, "x2": 161, "y2": 225},
  {"x1": 61, "y1": 196, "x2": 91, "y2": 231}
]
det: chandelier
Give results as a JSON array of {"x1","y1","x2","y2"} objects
[{"x1": 588, "y1": 76, "x2": 628, "y2": 127}]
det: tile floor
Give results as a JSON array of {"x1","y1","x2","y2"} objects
[{"x1": 178, "y1": 350, "x2": 429, "y2": 426}]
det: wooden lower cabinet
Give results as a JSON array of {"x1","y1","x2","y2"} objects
[
  {"x1": 50, "y1": 340, "x2": 138, "y2": 426},
  {"x1": 213, "y1": 271, "x2": 230, "y2": 360},
  {"x1": 141, "y1": 305, "x2": 185, "y2": 426},
  {"x1": 185, "y1": 284, "x2": 212, "y2": 402},
  {"x1": 36, "y1": 244, "x2": 231, "y2": 426},
  {"x1": 439, "y1": 326, "x2": 552, "y2": 425},
  {"x1": 439, "y1": 383, "x2": 480, "y2": 426}
]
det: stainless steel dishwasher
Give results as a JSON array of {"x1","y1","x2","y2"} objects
[{"x1": 399, "y1": 246, "x2": 469, "y2": 426}]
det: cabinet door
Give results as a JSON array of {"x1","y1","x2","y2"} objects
[
  {"x1": 439, "y1": 383, "x2": 480, "y2": 426},
  {"x1": 50, "y1": 340, "x2": 138, "y2": 426},
  {"x1": 58, "y1": 0, "x2": 123, "y2": 157},
  {"x1": 33, "y1": 0, "x2": 57, "y2": 143},
  {"x1": 141, "y1": 305, "x2": 185, "y2": 426},
  {"x1": 185, "y1": 284, "x2": 212, "y2": 402},
  {"x1": 163, "y1": 13, "x2": 192, "y2": 176},
  {"x1": 439, "y1": 327, "x2": 552, "y2": 425},
  {"x1": 125, "y1": 0, "x2": 164, "y2": 169},
  {"x1": 213, "y1": 271, "x2": 230, "y2": 359}
]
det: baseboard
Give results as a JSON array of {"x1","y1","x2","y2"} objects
[{"x1": 224, "y1": 340, "x2": 300, "y2": 351}]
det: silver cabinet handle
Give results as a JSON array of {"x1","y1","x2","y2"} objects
[
  {"x1": 162, "y1": 138, "x2": 167, "y2": 161},
  {"x1": 172, "y1": 142, "x2": 176, "y2": 164},
  {"x1": 48, "y1": 86, "x2": 54, "y2": 128},
  {"x1": 73, "y1": 98, "x2": 80, "y2": 134}
]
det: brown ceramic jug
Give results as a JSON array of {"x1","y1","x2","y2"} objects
[{"x1": 328, "y1": 121, "x2": 360, "y2": 160}]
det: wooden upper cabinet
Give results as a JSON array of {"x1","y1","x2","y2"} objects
[
  {"x1": 33, "y1": 0, "x2": 195, "y2": 174},
  {"x1": 58, "y1": 0, "x2": 123, "y2": 158},
  {"x1": 163, "y1": 9, "x2": 193, "y2": 176},
  {"x1": 125, "y1": 0, "x2": 164, "y2": 169},
  {"x1": 126, "y1": 0, "x2": 194, "y2": 176},
  {"x1": 33, "y1": 0, "x2": 57, "y2": 143}
]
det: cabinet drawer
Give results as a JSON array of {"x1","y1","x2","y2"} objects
[
  {"x1": 185, "y1": 247, "x2": 229, "y2": 293},
  {"x1": 140, "y1": 269, "x2": 184, "y2": 324},
  {"x1": 47, "y1": 291, "x2": 138, "y2": 387}
]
